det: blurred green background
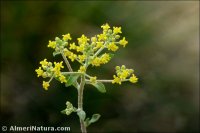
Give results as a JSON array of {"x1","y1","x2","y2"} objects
[{"x1": 1, "y1": 1, "x2": 199, "y2": 132}]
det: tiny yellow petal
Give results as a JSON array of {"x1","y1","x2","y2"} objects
[
  {"x1": 129, "y1": 74, "x2": 138, "y2": 83},
  {"x1": 59, "y1": 74, "x2": 67, "y2": 83},
  {"x1": 113, "y1": 27, "x2": 122, "y2": 34},
  {"x1": 35, "y1": 67, "x2": 43, "y2": 77},
  {"x1": 77, "y1": 34, "x2": 89, "y2": 45},
  {"x1": 107, "y1": 42, "x2": 118, "y2": 52},
  {"x1": 42, "y1": 81, "x2": 50, "y2": 90},
  {"x1": 119, "y1": 37, "x2": 128, "y2": 47},
  {"x1": 112, "y1": 75, "x2": 121, "y2": 85},
  {"x1": 68, "y1": 53, "x2": 77, "y2": 62},
  {"x1": 69, "y1": 43, "x2": 76, "y2": 50},
  {"x1": 62, "y1": 33, "x2": 72, "y2": 41},
  {"x1": 101, "y1": 23, "x2": 110, "y2": 31},
  {"x1": 40, "y1": 59, "x2": 49, "y2": 68},
  {"x1": 78, "y1": 66, "x2": 86, "y2": 73},
  {"x1": 47, "y1": 41, "x2": 56, "y2": 49}
]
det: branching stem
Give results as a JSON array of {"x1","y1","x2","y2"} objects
[{"x1": 78, "y1": 75, "x2": 87, "y2": 133}]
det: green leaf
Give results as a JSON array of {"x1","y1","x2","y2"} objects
[
  {"x1": 65, "y1": 74, "x2": 80, "y2": 87},
  {"x1": 84, "y1": 118, "x2": 90, "y2": 127},
  {"x1": 72, "y1": 82, "x2": 78, "y2": 88},
  {"x1": 84, "y1": 114, "x2": 101, "y2": 127},
  {"x1": 53, "y1": 51, "x2": 60, "y2": 56},
  {"x1": 92, "y1": 82, "x2": 106, "y2": 93},
  {"x1": 77, "y1": 109, "x2": 86, "y2": 121},
  {"x1": 90, "y1": 114, "x2": 101, "y2": 123}
]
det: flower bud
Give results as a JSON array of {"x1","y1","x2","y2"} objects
[
  {"x1": 121, "y1": 65, "x2": 126, "y2": 69},
  {"x1": 108, "y1": 29, "x2": 112, "y2": 34},
  {"x1": 115, "y1": 35, "x2": 120, "y2": 39},
  {"x1": 115, "y1": 66, "x2": 120, "y2": 70}
]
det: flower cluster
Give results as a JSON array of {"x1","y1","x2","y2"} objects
[
  {"x1": 61, "y1": 101, "x2": 76, "y2": 115},
  {"x1": 47, "y1": 23, "x2": 128, "y2": 68},
  {"x1": 35, "y1": 59, "x2": 67, "y2": 90},
  {"x1": 91, "y1": 53, "x2": 111, "y2": 67},
  {"x1": 36, "y1": 23, "x2": 137, "y2": 91},
  {"x1": 112, "y1": 65, "x2": 138, "y2": 85}
]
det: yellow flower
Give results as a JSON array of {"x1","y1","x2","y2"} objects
[
  {"x1": 42, "y1": 72, "x2": 48, "y2": 78},
  {"x1": 94, "y1": 42, "x2": 104, "y2": 51},
  {"x1": 54, "y1": 61, "x2": 64, "y2": 69},
  {"x1": 53, "y1": 61, "x2": 64, "y2": 77},
  {"x1": 78, "y1": 66, "x2": 86, "y2": 73},
  {"x1": 100, "y1": 53, "x2": 111, "y2": 64},
  {"x1": 119, "y1": 69, "x2": 129, "y2": 79},
  {"x1": 113, "y1": 27, "x2": 122, "y2": 34},
  {"x1": 90, "y1": 76, "x2": 97, "y2": 84},
  {"x1": 129, "y1": 74, "x2": 138, "y2": 83},
  {"x1": 35, "y1": 67, "x2": 44, "y2": 77},
  {"x1": 63, "y1": 48, "x2": 71, "y2": 57},
  {"x1": 96, "y1": 42, "x2": 103, "y2": 48},
  {"x1": 101, "y1": 23, "x2": 110, "y2": 31},
  {"x1": 76, "y1": 45, "x2": 85, "y2": 52},
  {"x1": 62, "y1": 33, "x2": 72, "y2": 41},
  {"x1": 107, "y1": 42, "x2": 119, "y2": 52},
  {"x1": 91, "y1": 37, "x2": 97, "y2": 42},
  {"x1": 42, "y1": 81, "x2": 50, "y2": 90},
  {"x1": 115, "y1": 66, "x2": 120, "y2": 70},
  {"x1": 91, "y1": 57, "x2": 101, "y2": 66},
  {"x1": 40, "y1": 59, "x2": 48, "y2": 68},
  {"x1": 69, "y1": 43, "x2": 76, "y2": 50},
  {"x1": 68, "y1": 53, "x2": 77, "y2": 62},
  {"x1": 112, "y1": 75, "x2": 121, "y2": 85},
  {"x1": 91, "y1": 53, "x2": 111, "y2": 66},
  {"x1": 48, "y1": 41, "x2": 56, "y2": 49},
  {"x1": 119, "y1": 37, "x2": 128, "y2": 47},
  {"x1": 59, "y1": 74, "x2": 67, "y2": 83},
  {"x1": 78, "y1": 54, "x2": 86, "y2": 63},
  {"x1": 97, "y1": 34, "x2": 107, "y2": 41},
  {"x1": 77, "y1": 34, "x2": 89, "y2": 45}
]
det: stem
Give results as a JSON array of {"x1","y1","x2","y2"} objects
[
  {"x1": 85, "y1": 79, "x2": 129, "y2": 83},
  {"x1": 61, "y1": 52, "x2": 80, "y2": 88},
  {"x1": 78, "y1": 75, "x2": 87, "y2": 133},
  {"x1": 85, "y1": 79, "x2": 112, "y2": 83},
  {"x1": 96, "y1": 79, "x2": 113, "y2": 83},
  {"x1": 62, "y1": 72, "x2": 83, "y2": 75},
  {"x1": 61, "y1": 52, "x2": 73, "y2": 72},
  {"x1": 48, "y1": 75, "x2": 54, "y2": 82},
  {"x1": 93, "y1": 47, "x2": 104, "y2": 57}
]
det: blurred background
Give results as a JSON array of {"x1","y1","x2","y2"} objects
[{"x1": 1, "y1": 1, "x2": 199, "y2": 132}]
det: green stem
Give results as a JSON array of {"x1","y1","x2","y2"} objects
[
  {"x1": 85, "y1": 79, "x2": 129, "y2": 83},
  {"x1": 78, "y1": 75, "x2": 87, "y2": 133},
  {"x1": 93, "y1": 47, "x2": 104, "y2": 57},
  {"x1": 95, "y1": 79, "x2": 113, "y2": 83},
  {"x1": 62, "y1": 72, "x2": 83, "y2": 75}
]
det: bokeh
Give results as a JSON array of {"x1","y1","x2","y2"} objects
[{"x1": 1, "y1": 1, "x2": 199, "y2": 132}]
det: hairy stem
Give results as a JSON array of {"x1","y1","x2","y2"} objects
[{"x1": 78, "y1": 75, "x2": 87, "y2": 133}]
